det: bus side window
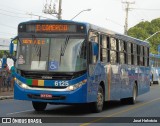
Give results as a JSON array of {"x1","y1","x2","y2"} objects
[
  {"x1": 107, "y1": 36, "x2": 110, "y2": 62},
  {"x1": 119, "y1": 40, "x2": 125, "y2": 64},
  {"x1": 89, "y1": 31, "x2": 99, "y2": 64},
  {"x1": 116, "y1": 39, "x2": 119, "y2": 64},
  {"x1": 137, "y1": 45, "x2": 140, "y2": 65},
  {"x1": 143, "y1": 46, "x2": 145, "y2": 66},
  {"x1": 110, "y1": 37, "x2": 117, "y2": 64},
  {"x1": 144, "y1": 47, "x2": 148, "y2": 66},
  {"x1": 89, "y1": 31, "x2": 99, "y2": 42},
  {"x1": 147, "y1": 48, "x2": 149, "y2": 66},
  {"x1": 127, "y1": 42, "x2": 131, "y2": 65},
  {"x1": 131, "y1": 43, "x2": 134, "y2": 65},
  {"x1": 124, "y1": 41, "x2": 127, "y2": 64},
  {"x1": 133, "y1": 44, "x2": 137, "y2": 65},
  {"x1": 100, "y1": 35, "x2": 107, "y2": 62},
  {"x1": 140, "y1": 46, "x2": 144, "y2": 66}
]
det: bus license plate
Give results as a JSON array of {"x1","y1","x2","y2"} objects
[{"x1": 40, "y1": 94, "x2": 52, "y2": 98}]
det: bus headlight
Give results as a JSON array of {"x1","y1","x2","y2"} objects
[
  {"x1": 15, "y1": 78, "x2": 29, "y2": 89},
  {"x1": 67, "y1": 79, "x2": 87, "y2": 91}
]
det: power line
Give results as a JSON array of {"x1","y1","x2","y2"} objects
[
  {"x1": 130, "y1": 8, "x2": 160, "y2": 11},
  {"x1": 0, "y1": 12, "x2": 29, "y2": 19},
  {"x1": 0, "y1": 7, "x2": 52, "y2": 20},
  {"x1": 0, "y1": 24, "x2": 16, "y2": 29},
  {"x1": 132, "y1": 3, "x2": 150, "y2": 20},
  {"x1": 0, "y1": 32, "x2": 16, "y2": 35},
  {"x1": 0, "y1": 8, "x2": 25, "y2": 15},
  {"x1": 106, "y1": 18, "x2": 124, "y2": 27},
  {"x1": 129, "y1": 3, "x2": 146, "y2": 23},
  {"x1": 0, "y1": 5, "x2": 56, "y2": 20},
  {"x1": 0, "y1": 7, "x2": 50, "y2": 20},
  {"x1": 0, "y1": 6, "x2": 29, "y2": 14},
  {"x1": 27, "y1": 12, "x2": 53, "y2": 20}
]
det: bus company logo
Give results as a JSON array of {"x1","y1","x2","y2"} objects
[
  {"x1": 41, "y1": 76, "x2": 52, "y2": 79},
  {"x1": 2, "y1": 118, "x2": 11, "y2": 123}
]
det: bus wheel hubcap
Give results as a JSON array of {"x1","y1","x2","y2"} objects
[
  {"x1": 97, "y1": 92, "x2": 103, "y2": 108},
  {"x1": 133, "y1": 86, "x2": 137, "y2": 101}
]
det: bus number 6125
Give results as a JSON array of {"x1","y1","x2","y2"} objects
[{"x1": 54, "y1": 81, "x2": 69, "y2": 86}]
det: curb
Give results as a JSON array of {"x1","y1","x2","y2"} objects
[{"x1": 0, "y1": 95, "x2": 13, "y2": 100}]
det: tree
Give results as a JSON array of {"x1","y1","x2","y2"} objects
[
  {"x1": 0, "y1": 50, "x2": 5, "y2": 58},
  {"x1": 128, "y1": 18, "x2": 160, "y2": 54}
]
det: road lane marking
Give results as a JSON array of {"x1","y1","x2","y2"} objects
[
  {"x1": 6, "y1": 109, "x2": 34, "y2": 115},
  {"x1": 80, "y1": 97, "x2": 160, "y2": 126}
]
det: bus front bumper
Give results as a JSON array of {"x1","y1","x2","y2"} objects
[{"x1": 14, "y1": 83, "x2": 87, "y2": 104}]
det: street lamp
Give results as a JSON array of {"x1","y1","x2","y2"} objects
[
  {"x1": 145, "y1": 31, "x2": 160, "y2": 41},
  {"x1": 71, "y1": 9, "x2": 91, "y2": 20}
]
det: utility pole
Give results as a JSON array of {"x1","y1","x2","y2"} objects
[
  {"x1": 58, "y1": 0, "x2": 62, "y2": 20},
  {"x1": 43, "y1": 0, "x2": 62, "y2": 20},
  {"x1": 122, "y1": 1, "x2": 135, "y2": 35}
]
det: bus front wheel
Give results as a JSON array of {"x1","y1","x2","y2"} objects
[
  {"x1": 91, "y1": 85, "x2": 104, "y2": 113},
  {"x1": 32, "y1": 101, "x2": 47, "y2": 111}
]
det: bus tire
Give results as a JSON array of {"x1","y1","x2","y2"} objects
[
  {"x1": 128, "y1": 84, "x2": 137, "y2": 104},
  {"x1": 91, "y1": 85, "x2": 104, "y2": 113},
  {"x1": 151, "y1": 74, "x2": 154, "y2": 84},
  {"x1": 120, "y1": 98, "x2": 128, "y2": 104},
  {"x1": 32, "y1": 101, "x2": 47, "y2": 111},
  {"x1": 150, "y1": 82, "x2": 152, "y2": 86}
]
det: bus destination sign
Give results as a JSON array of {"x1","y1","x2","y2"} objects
[
  {"x1": 36, "y1": 24, "x2": 68, "y2": 32},
  {"x1": 31, "y1": 24, "x2": 77, "y2": 33},
  {"x1": 19, "y1": 23, "x2": 85, "y2": 33}
]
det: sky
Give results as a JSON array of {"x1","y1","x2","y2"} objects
[{"x1": 0, "y1": 0, "x2": 159, "y2": 39}]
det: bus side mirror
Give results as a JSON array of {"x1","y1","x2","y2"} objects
[
  {"x1": 10, "y1": 36, "x2": 18, "y2": 55},
  {"x1": 89, "y1": 42, "x2": 99, "y2": 64},
  {"x1": 9, "y1": 42, "x2": 14, "y2": 55}
]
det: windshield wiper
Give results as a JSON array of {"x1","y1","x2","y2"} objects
[
  {"x1": 32, "y1": 35, "x2": 41, "y2": 62},
  {"x1": 39, "y1": 46, "x2": 41, "y2": 62},
  {"x1": 60, "y1": 36, "x2": 70, "y2": 56},
  {"x1": 59, "y1": 36, "x2": 70, "y2": 64}
]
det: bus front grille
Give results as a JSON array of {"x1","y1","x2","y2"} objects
[
  {"x1": 20, "y1": 70, "x2": 86, "y2": 80},
  {"x1": 20, "y1": 71, "x2": 74, "y2": 80}
]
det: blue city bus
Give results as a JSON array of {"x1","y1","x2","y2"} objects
[
  {"x1": 10, "y1": 20, "x2": 150, "y2": 113},
  {"x1": 150, "y1": 53, "x2": 160, "y2": 84}
]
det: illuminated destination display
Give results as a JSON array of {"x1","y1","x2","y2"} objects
[
  {"x1": 22, "y1": 39, "x2": 45, "y2": 45},
  {"x1": 36, "y1": 24, "x2": 68, "y2": 32},
  {"x1": 19, "y1": 23, "x2": 85, "y2": 33}
]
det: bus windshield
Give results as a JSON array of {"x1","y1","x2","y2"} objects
[{"x1": 16, "y1": 36, "x2": 87, "y2": 72}]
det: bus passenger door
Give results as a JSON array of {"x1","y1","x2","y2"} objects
[{"x1": 88, "y1": 41, "x2": 100, "y2": 102}]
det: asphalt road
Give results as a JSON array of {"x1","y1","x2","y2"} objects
[{"x1": 1, "y1": 84, "x2": 160, "y2": 126}]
